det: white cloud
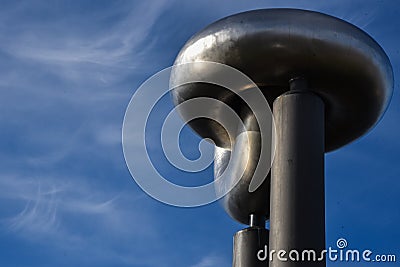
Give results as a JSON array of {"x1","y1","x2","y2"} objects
[
  {"x1": 0, "y1": 1, "x2": 398, "y2": 267},
  {"x1": 190, "y1": 255, "x2": 228, "y2": 267},
  {"x1": 0, "y1": 172, "x2": 163, "y2": 265},
  {"x1": 0, "y1": 2, "x2": 174, "y2": 174},
  {"x1": 0, "y1": 2, "x2": 167, "y2": 68}
]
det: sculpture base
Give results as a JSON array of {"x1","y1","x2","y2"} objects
[{"x1": 233, "y1": 227, "x2": 269, "y2": 267}]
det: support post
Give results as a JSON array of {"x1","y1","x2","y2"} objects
[
  {"x1": 233, "y1": 226, "x2": 269, "y2": 267},
  {"x1": 269, "y1": 78, "x2": 326, "y2": 267}
]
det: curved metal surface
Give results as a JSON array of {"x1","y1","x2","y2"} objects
[
  {"x1": 170, "y1": 8, "x2": 393, "y2": 225},
  {"x1": 214, "y1": 130, "x2": 270, "y2": 225},
  {"x1": 171, "y1": 8, "x2": 393, "y2": 152}
]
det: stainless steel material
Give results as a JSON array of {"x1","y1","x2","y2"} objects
[
  {"x1": 269, "y1": 80, "x2": 325, "y2": 267},
  {"x1": 171, "y1": 7, "x2": 393, "y2": 226},
  {"x1": 214, "y1": 131, "x2": 270, "y2": 225},
  {"x1": 170, "y1": 8, "x2": 394, "y2": 267},
  {"x1": 171, "y1": 8, "x2": 393, "y2": 152},
  {"x1": 233, "y1": 227, "x2": 269, "y2": 267}
]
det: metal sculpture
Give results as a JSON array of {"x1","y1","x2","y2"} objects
[{"x1": 170, "y1": 9, "x2": 393, "y2": 267}]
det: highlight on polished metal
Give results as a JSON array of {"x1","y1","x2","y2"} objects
[
  {"x1": 169, "y1": 8, "x2": 393, "y2": 267},
  {"x1": 122, "y1": 61, "x2": 275, "y2": 207},
  {"x1": 122, "y1": 7, "x2": 393, "y2": 267},
  {"x1": 170, "y1": 7, "x2": 393, "y2": 225},
  {"x1": 173, "y1": 8, "x2": 393, "y2": 152}
]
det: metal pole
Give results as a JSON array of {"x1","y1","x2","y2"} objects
[
  {"x1": 233, "y1": 226, "x2": 269, "y2": 267},
  {"x1": 269, "y1": 78, "x2": 326, "y2": 267}
]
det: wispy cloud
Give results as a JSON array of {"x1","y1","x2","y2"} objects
[
  {"x1": 0, "y1": 1, "x2": 172, "y2": 172},
  {"x1": 0, "y1": 1, "x2": 170, "y2": 118},
  {"x1": 0, "y1": 172, "x2": 160, "y2": 265},
  {"x1": 0, "y1": 1, "x2": 398, "y2": 267},
  {"x1": 0, "y1": 2, "x2": 168, "y2": 70},
  {"x1": 190, "y1": 255, "x2": 228, "y2": 267}
]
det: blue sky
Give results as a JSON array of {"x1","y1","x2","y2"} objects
[{"x1": 0, "y1": 1, "x2": 399, "y2": 266}]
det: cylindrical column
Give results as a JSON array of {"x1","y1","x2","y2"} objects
[
  {"x1": 269, "y1": 79, "x2": 325, "y2": 267},
  {"x1": 233, "y1": 227, "x2": 269, "y2": 267}
]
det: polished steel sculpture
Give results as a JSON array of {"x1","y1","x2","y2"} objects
[{"x1": 170, "y1": 8, "x2": 393, "y2": 267}]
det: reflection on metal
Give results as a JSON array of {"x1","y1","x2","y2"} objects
[
  {"x1": 170, "y1": 8, "x2": 393, "y2": 267},
  {"x1": 270, "y1": 78, "x2": 326, "y2": 267},
  {"x1": 172, "y1": 8, "x2": 393, "y2": 151},
  {"x1": 214, "y1": 131, "x2": 270, "y2": 225},
  {"x1": 233, "y1": 227, "x2": 269, "y2": 267}
]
